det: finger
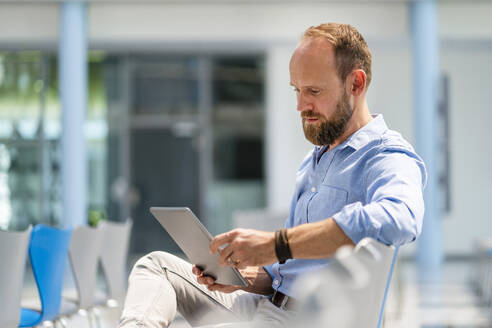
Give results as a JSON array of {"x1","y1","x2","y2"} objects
[
  {"x1": 236, "y1": 261, "x2": 247, "y2": 270},
  {"x1": 204, "y1": 276, "x2": 215, "y2": 284},
  {"x1": 218, "y1": 246, "x2": 235, "y2": 267},
  {"x1": 209, "y1": 230, "x2": 237, "y2": 254},
  {"x1": 192, "y1": 265, "x2": 202, "y2": 276},
  {"x1": 197, "y1": 275, "x2": 215, "y2": 285}
]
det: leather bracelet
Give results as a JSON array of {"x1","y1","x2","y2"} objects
[
  {"x1": 275, "y1": 228, "x2": 292, "y2": 264},
  {"x1": 280, "y1": 228, "x2": 292, "y2": 262},
  {"x1": 274, "y1": 230, "x2": 283, "y2": 263}
]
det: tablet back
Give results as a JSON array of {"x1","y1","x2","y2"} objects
[{"x1": 150, "y1": 207, "x2": 247, "y2": 286}]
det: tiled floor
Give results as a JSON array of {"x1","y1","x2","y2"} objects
[{"x1": 385, "y1": 260, "x2": 492, "y2": 328}]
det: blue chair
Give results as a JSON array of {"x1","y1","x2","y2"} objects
[{"x1": 19, "y1": 224, "x2": 73, "y2": 327}]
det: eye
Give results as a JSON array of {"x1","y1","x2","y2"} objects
[
  {"x1": 292, "y1": 87, "x2": 300, "y2": 93},
  {"x1": 310, "y1": 89, "x2": 321, "y2": 95}
]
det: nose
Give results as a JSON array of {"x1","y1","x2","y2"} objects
[{"x1": 296, "y1": 93, "x2": 313, "y2": 112}]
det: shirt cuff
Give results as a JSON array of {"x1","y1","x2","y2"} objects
[{"x1": 263, "y1": 264, "x2": 274, "y2": 279}]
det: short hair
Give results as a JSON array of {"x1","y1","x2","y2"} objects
[{"x1": 302, "y1": 23, "x2": 372, "y2": 87}]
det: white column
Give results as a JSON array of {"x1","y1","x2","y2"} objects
[
  {"x1": 59, "y1": 1, "x2": 88, "y2": 227},
  {"x1": 411, "y1": 0, "x2": 443, "y2": 280}
]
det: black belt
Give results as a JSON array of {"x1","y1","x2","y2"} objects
[{"x1": 270, "y1": 290, "x2": 297, "y2": 311}]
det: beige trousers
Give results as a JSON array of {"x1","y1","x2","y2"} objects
[{"x1": 119, "y1": 252, "x2": 294, "y2": 328}]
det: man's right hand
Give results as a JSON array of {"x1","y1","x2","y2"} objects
[{"x1": 192, "y1": 265, "x2": 273, "y2": 295}]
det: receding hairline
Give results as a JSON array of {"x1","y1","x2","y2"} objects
[
  {"x1": 291, "y1": 37, "x2": 336, "y2": 65},
  {"x1": 299, "y1": 23, "x2": 373, "y2": 87}
]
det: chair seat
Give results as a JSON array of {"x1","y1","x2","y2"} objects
[
  {"x1": 62, "y1": 287, "x2": 78, "y2": 303},
  {"x1": 64, "y1": 288, "x2": 109, "y2": 307},
  {"x1": 21, "y1": 297, "x2": 42, "y2": 312},
  {"x1": 19, "y1": 300, "x2": 78, "y2": 322},
  {"x1": 59, "y1": 300, "x2": 79, "y2": 316},
  {"x1": 94, "y1": 289, "x2": 109, "y2": 306},
  {"x1": 19, "y1": 308, "x2": 42, "y2": 327}
]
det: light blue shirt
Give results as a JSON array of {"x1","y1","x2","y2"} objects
[{"x1": 264, "y1": 114, "x2": 427, "y2": 297}]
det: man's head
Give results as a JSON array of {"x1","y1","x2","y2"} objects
[{"x1": 290, "y1": 23, "x2": 372, "y2": 146}]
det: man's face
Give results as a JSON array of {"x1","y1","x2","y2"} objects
[{"x1": 289, "y1": 38, "x2": 354, "y2": 146}]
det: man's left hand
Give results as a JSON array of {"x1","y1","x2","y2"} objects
[{"x1": 209, "y1": 229, "x2": 277, "y2": 269}]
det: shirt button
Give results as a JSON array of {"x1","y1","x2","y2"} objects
[
  {"x1": 311, "y1": 187, "x2": 317, "y2": 193},
  {"x1": 274, "y1": 279, "x2": 279, "y2": 285}
]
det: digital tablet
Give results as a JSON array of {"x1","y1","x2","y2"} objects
[{"x1": 150, "y1": 207, "x2": 248, "y2": 286}]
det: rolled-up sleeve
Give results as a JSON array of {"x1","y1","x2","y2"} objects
[{"x1": 333, "y1": 147, "x2": 427, "y2": 246}]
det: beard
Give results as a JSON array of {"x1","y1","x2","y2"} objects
[{"x1": 302, "y1": 91, "x2": 353, "y2": 146}]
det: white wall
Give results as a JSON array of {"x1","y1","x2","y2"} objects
[
  {"x1": 440, "y1": 43, "x2": 492, "y2": 255},
  {"x1": 1, "y1": 1, "x2": 491, "y2": 255},
  {"x1": 440, "y1": 2, "x2": 492, "y2": 39},
  {"x1": 0, "y1": 3, "x2": 58, "y2": 45},
  {"x1": 0, "y1": 2, "x2": 408, "y2": 45},
  {"x1": 89, "y1": 3, "x2": 408, "y2": 43},
  {"x1": 367, "y1": 43, "x2": 414, "y2": 144},
  {"x1": 265, "y1": 45, "x2": 312, "y2": 212}
]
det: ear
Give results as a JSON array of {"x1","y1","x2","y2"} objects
[{"x1": 347, "y1": 69, "x2": 367, "y2": 96}]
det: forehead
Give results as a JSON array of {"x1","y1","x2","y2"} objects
[{"x1": 289, "y1": 38, "x2": 339, "y2": 86}]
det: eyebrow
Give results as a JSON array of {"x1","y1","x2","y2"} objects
[{"x1": 290, "y1": 83, "x2": 323, "y2": 90}]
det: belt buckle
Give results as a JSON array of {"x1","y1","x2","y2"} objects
[
  {"x1": 272, "y1": 290, "x2": 289, "y2": 310},
  {"x1": 272, "y1": 289, "x2": 278, "y2": 301},
  {"x1": 279, "y1": 294, "x2": 289, "y2": 310}
]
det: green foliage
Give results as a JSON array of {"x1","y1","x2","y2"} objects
[{"x1": 88, "y1": 209, "x2": 107, "y2": 227}]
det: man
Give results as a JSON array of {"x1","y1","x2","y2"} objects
[{"x1": 119, "y1": 23, "x2": 426, "y2": 328}]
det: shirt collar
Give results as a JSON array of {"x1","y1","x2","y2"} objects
[
  {"x1": 313, "y1": 114, "x2": 388, "y2": 157},
  {"x1": 338, "y1": 114, "x2": 388, "y2": 151}
]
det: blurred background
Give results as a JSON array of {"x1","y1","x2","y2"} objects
[{"x1": 0, "y1": 0, "x2": 491, "y2": 326}]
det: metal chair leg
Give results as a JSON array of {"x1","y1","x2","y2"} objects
[
  {"x1": 59, "y1": 316, "x2": 69, "y2": 328},
  {"x1": 92, "y1": 307, "x2": 103, "y2": 328},
  {"x1": 77, "y1": 309, "x2": 94, "y2": 328}
]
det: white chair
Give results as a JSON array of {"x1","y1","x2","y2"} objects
[
  {"x1": 63, "y1": 225, "x2": 105, "y2": 327},
  {"x1": 0, "y1": 226, "x2": 32, "y2": 328},
  {"x1": 291, "y1": 238, "x2": 397, "y2": 328},
  {"x1": 99, "y1": 218, "x2": 133, "y2": 306},
  {"x1": 292, "y1": 245, "x2": 369, "y2": 328},
  {"x1": 474, "y1": 238, "x2": 492, "y2": 306},
  {"x1": 353, "y1": 238, "x2": 397, "y2": 328}
]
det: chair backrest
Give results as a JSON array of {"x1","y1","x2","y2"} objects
[
  {"x1": 292, "y1": 245, "x2": 369, "y2": 328},
  {"x1": 291, "y1": 239, "x2": 397, "y2": 328},
  {"x1": 0, "y1": 226, "x2": 32, "y2": 328},
  {"x1": 29, "y1": 224, "x2": 72, "y2": 322},
  {"x1": 69, "y1": 225, "x2": 105, "y2": 309},
  {"x1": 473, "y1": 238, "x2": 492, "y2": 304},
  {"x1": 354, "y1": 238, "x2": 398, "y2": 328},
  {"x1": 99, "y1": 219, "x2": 133, "y2": 302}
]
